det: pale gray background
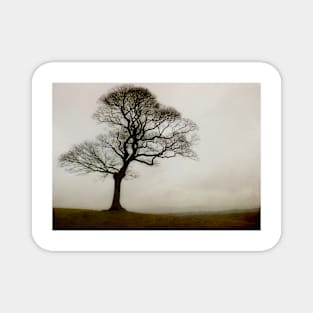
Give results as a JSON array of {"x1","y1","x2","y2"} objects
[
  {"x1": 53, "y1": 83, "x2": 260, "y2": 212},
  {"x1": 0, "y1": 0, "x2": 310, "y2": 312}
]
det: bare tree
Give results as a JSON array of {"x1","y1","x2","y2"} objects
[{"x1": 59, "y1": 85, "x2": 198, "y2": 211}]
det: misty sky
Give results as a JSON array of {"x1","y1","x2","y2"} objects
[{"x1": 53, "y1": 83, "x2": 260, "y2": 213}]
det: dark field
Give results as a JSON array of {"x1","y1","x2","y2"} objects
[{"x1": 53, "y1": 208, "x2": 260, "y2": 230}]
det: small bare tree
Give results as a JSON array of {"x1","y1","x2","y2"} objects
[{"x1": 59, "y1": 85, "x2": 198, "y2": 211}]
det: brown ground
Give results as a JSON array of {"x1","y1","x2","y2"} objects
[{"x1": 53, "y1": 208, "x2": 260, "y2": 230}]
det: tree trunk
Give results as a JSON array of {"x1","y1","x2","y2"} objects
[{"x1": 108, "y1": 174, "x2": 125, "y2": 211}]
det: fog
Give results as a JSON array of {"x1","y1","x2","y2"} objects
[{"x1": 53, "y1": 83, "x2": 260, "y2": 213}]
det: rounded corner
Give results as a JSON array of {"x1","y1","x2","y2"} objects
[
  {"x1": 31, "y1": 61, "x2": 57, "y2": 83},
  {"x1": 257, "y1": 61, "x2": 282, "y2": 83},
  {"x1": 260, "y1": 230, "x2": 282, "y2": 252},
  {"x1": 31, "y1": 231, "x2": 55, "y2": 253}
]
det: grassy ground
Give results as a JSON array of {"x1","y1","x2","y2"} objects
[{"x1": 53, "y1": 208, "x2": 260, "y2": 230}]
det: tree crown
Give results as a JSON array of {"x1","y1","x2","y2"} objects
[{"x1": 59, "y1": 85, "x2": 198, "y2": 178}]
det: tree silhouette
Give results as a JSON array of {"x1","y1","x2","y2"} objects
[{"x1": 59, "y1": 85, "x2": 198, "y2": 211}]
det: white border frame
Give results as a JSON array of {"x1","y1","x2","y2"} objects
[{"x1": 32, "y1": 62, "x2": 281, "y2": 251}]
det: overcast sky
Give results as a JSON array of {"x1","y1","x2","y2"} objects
[{"x1": 53, "y1": 83, "x2": 260, "y2": 213}]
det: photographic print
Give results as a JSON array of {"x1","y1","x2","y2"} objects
[
  {"x1": 32, "y1": 62, "x2": 281, "y2": 251},
  {"x1": 53, "y1": 83, "x2": 260, "y2": 230}
]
